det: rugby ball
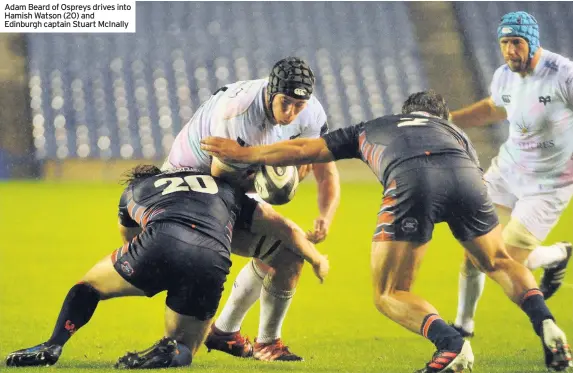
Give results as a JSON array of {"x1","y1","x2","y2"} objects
[{"x1": 254, "y1": 165, "x2": 299, "y2": 205}]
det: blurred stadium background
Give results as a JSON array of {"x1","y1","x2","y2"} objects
[
  {"x1": 1, "y1": 1, "x2": 572, "y2": 180},
  {"x1": 1, "y1": 2, "x2": 572, "y2": 372}
]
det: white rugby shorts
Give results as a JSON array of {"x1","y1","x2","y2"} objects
[{"x1": 484, "y1": 156, "x2": 573, "y2": 241}]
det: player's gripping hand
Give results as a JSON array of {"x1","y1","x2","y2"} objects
[
  {"x1": 312, "y1": 254, "x2": 329, "y2": 284},
  {"x1": 201, "y1": 136, "x2": 248, "y2": 163},
  {"x1": 297, "y1": 164, "x2": 313, "y2": 181},
  {"x1": 307, "y1": 216, "x2": 330, "y2": 244}
]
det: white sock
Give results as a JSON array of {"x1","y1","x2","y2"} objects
[
  {"x1": 256, "y1": 275, "x2": 295, "y2": 344},
  {"x1": 525, "y1": 243, "x2": 568, "y2": 270},
  {"x1": 215, "y1": 260, "x2": 266, "y2": 333},
  {"x1": 454, "y1": 271, "x2": 486, "y2": 333}
]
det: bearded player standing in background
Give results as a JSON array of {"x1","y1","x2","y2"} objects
[{"x1": 450, "y1": 11, "x2": 573, "y2": 338}]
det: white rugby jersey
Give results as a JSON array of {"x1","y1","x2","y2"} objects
[
  {"x1": 490, "y1": 49, "x2": 573, "y2": 174},
  {"x1": 167, "y1": 79, "x2": 328, "y2": 172}
]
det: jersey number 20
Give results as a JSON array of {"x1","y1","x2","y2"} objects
[{"x1": 154, "y1": 175, "x2": 219, "y2": 195}]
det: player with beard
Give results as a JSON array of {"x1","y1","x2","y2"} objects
[{"x1": 448, "y1": 11, "x2": 573, "y2": 338}]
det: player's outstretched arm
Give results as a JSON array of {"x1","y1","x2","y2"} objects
[
  {"x1": 249, "y1": 202, "x2": 329, "y2": 283},
  {"x1": 450, "y1": 97, "x2": 507, "y2": 127},
  {"x1": 201, "y1": 137, "x2": 335, "y2": 166}
]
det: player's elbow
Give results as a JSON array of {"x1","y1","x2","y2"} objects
[
  {"x1": 277, "y1": 219, "x2": 299, "y2": 244},
  {"x1": 260, "y1": 204, "x2": 298, "y2": 240},
  {"x1": 315, "y1": 162, "x2": 340, "y2": 186}
]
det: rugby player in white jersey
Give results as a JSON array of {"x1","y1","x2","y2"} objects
[
  {"x1": 164, "y1": 57, "x2": 340, "y2": 361},
  {"x1": 449, "y1": 11, "x2": 573, "y2": 338}
]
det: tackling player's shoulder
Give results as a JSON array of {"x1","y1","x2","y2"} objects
[{"x1": 216, "y1": 79, "x2": 267, "y2": 121}]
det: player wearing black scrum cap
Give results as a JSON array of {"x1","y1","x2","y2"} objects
[{"x1": 163, "y1": 57, "x2": 341, "y2": 361}]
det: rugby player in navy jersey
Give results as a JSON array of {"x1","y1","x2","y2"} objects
[
  {"x1": 5, "y1": 165, "x2": 328, "y2": 369},
  {"x1": 201, "y1": 90, "x2": 572, "y2": 372}
]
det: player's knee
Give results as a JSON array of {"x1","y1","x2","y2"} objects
[
  {"x1": 373, "y1": 296, "x2": 386, "y2": 315},
  {"x1": 476, "y1": 250, "x2": 513, "y2": 274},
  {"x1": 477, "y1": 258, "x2": 497, "y2": 273},
  {"x1": 373, "y1": 293, "x2": 396, "y2": 317},
  {"x1": 277, "y1": 255, "x2": 304, "y2": 275},
  {"x1": 263, "y1": 275, "x2": 296, "y2": 298},
  {"x1": 502, "y1": 218, "x2": 541, "y2": 252},
  {"x1": 264, "y1": 246, "x2": 304, "y2": 282},
  {"x1": 253, "y1": 259, "x2": 272, "y2": 276},
  {"x1": 372, "y1": 279, "x2": 401, "y2": 314},
  {"x1": 166, "y1": 295, "x2": 215, "y2": 322},
  {"x1": 460, "y1": 256, "x2": 482, "y2": 277},
  {"x1": 80, "y1": 274, "x2": 109, "y2": 299},
  {"x1": 266, "y1": 258, "x2": 303, "y2": 289}
]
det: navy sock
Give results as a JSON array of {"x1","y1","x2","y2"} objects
[
  {"x1": 520, "y1": 289, "x2": 554, "y2": 336},
  {"x1": 421, "y1": 314, "x2": 464, "y2": 352},
  {"x1": 171, "y1": 342, "x2": 192, "y2": 367},
  {"x1": 47, "y1": 283, "x2": 100, "y2": 346}
]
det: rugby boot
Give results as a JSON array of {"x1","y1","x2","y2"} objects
[
  {"x1": 540, "y1": 242, "x2": 572, "y2": 300},
  {"x1": 253, "y1": 338, "x2": 303, "y2": 361},
  {"x1": 204, "y1": 325, "x2": 253, "y2": 358},
  {"x1": 541, "y1": 319, "x2": 573, "y2": 371},
  {"x1": 115, "y1": 337, "x2": 190, "y2": 369},
  {"x1": 5, "y1": 342, "x2": 62, "y2": 367},
  {"x1": 415, "y1": 340, "x2": 474, "y2": 373}
]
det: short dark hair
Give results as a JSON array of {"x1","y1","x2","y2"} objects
[
  {"x1": 121, "y1": 164, "x2": 162, "y2": 185},
  {"x1": 401, "y1": 90, "x2": 450, "y2": 120}
]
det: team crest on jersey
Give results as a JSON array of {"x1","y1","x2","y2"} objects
[
  {"x1": 538, "y1": 96, "x2": 551, "y2": 106},
  {"x1": 502, "y1": 95, "x2": 511, "y2": 104},
  {"x1": 516, "y1": 121, "x2": 530, "y2": 135},
  {"x1": 544, "y1": 61, "x2": 559, "y2": 72}
]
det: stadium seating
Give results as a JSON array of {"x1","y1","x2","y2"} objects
[
  {"x1": 27, "y1": 2, "x2": 427, "y2": 160},
  {"x1": 453, "y1": 2, "x2": 573, "y2": 141}
]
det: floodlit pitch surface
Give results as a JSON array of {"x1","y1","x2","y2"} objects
[{"x1": 1, "y1": 181, "x2": 571, "y2": 372}]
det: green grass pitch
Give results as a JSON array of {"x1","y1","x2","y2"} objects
[{"x1": 0, "y1": 180, "x2": 571, "y2": 373}]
